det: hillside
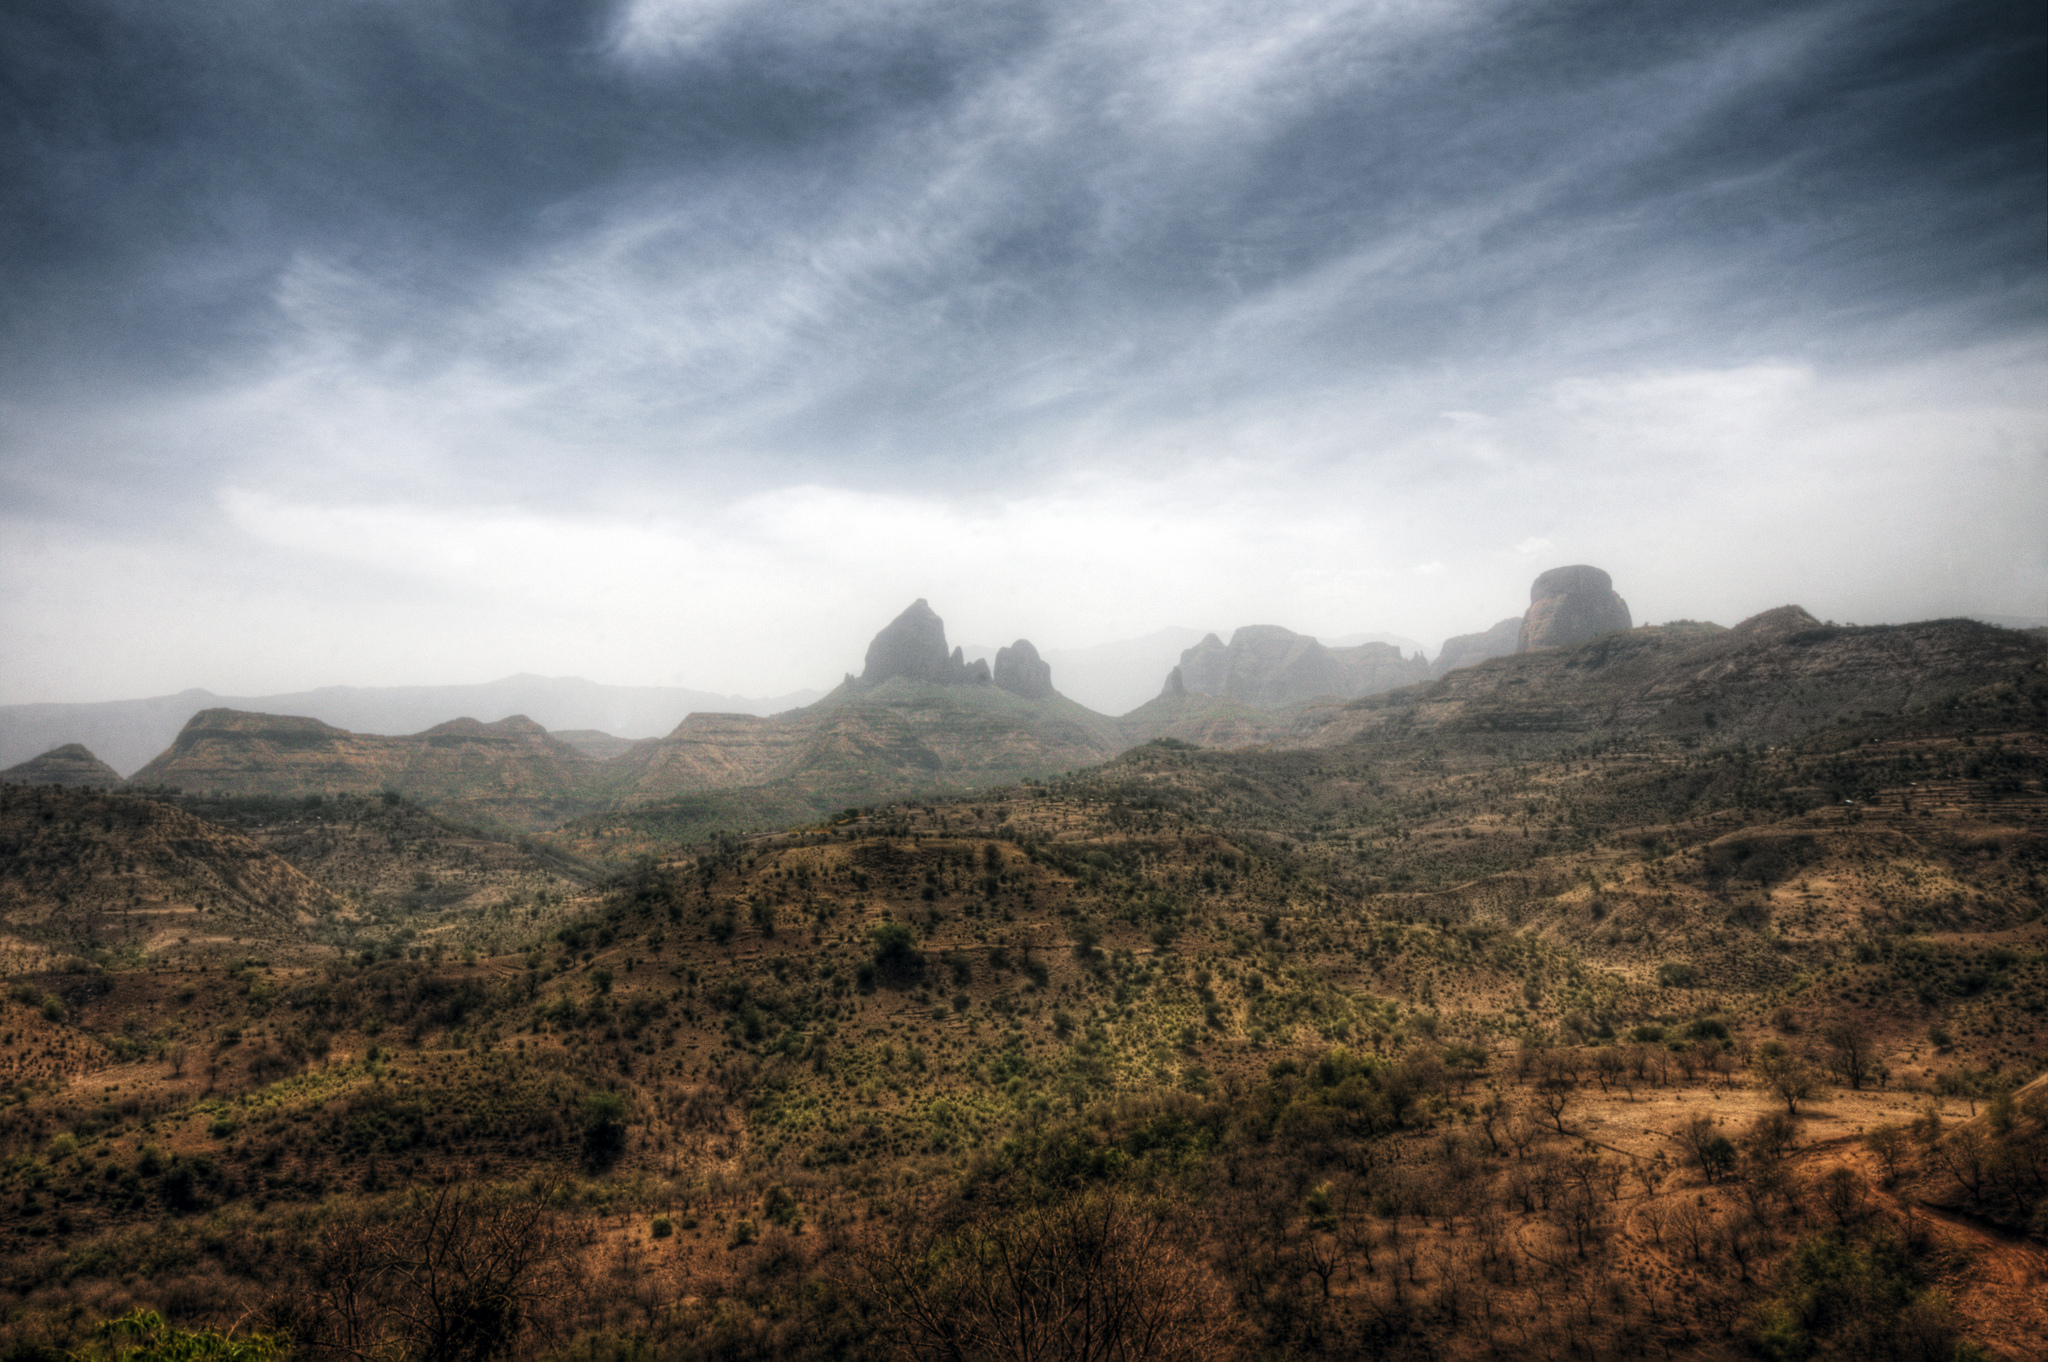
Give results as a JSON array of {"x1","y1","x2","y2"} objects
[
  {"x1": 166, "y1": 792, "x2": 607, "y2": 952},
  {"x1": 130, "y1": 710, "x2": 605, "y2": 831},
  {"x1": 0, "y1": 644, "x2": 2042, "y2": 1360},
  {"x1": 0, "y1": 785, "x2": 348, "y2": 966},
  {"x1": 0, "y1": 744, "x2": 123, "y2": 788},
  {"x1": 1121, "y1": 610, "x2": 2046, "y2": 759},
  {"x1": 568, "y1": 679, "x2": 1131, "y2": 850},
  {"x1": 1328, "y1": 610, "x2": 2046, "y2": 745}
]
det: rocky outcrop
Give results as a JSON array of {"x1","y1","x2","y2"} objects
[
  {"x1": 1, "y1": 743, "x2": 124, "y2": 788},
  {"x1": 1430, "y1": 618, "x2": 1523, "y2": 679},
  {"x1": 860, "y1": 600, "x2": 990, "y2": 686},
  {"x1": 1517, "y1": 566, "x2": 1632, "y2": 652},
  {"x1": 1726, "y1": 605, "x2": 1822, "y2": 644},
  {"x1": 994, "y1": 640, "x2": 1054, "y2": 700},
  {"x1": 1167, "y1": 626, "x2": 1429, "y2": 708}
]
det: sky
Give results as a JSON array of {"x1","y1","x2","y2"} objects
[{"x1": 2, "y1": 0, "x2": 2043, "y2": 704}]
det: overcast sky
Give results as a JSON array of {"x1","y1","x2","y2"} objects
[{"x1": 2, "y1": 0, "x2": 2042, "y2": 704}]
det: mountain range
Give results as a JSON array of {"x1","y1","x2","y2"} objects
[
  {"x1": 0, "y1": 675, "x2": 826, "y2": 776},
  {"x1": 8, "y1": 575, "x2": 2043, "y2": 845}
]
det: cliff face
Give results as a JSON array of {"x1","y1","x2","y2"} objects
[
  {"x1": 1169, "y1": 625, "x2": 1428, "y2": 708},
  {"x1": 860, "y1": 600, "x2": 990, "y2": 686},
  {"x1": 1517, "y1": 565, "x2": 1632, "y2": 651},
  {"x1": 994, "y1": 640, "x2": 1055, "y2": 700},
  {"x1": 1430, "y1": 618, "x2": 1522, "y2": 679},
  {"x1": 1, "y1": 743, "x2": 124, "y2": 788},
  {"x1": 129, "y1": 710, "x2": 601, "y2": 830}
]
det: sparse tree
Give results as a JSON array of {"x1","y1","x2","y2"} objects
[
  {"x1": 1668, "y1": 1197, "x2": 1716, "y2": 1262},
  {"x1": 1863, "y1": 1123, "x2": 1911, "y2": 1186},
  {"x1": 1932, "y1": 1125, "x2": 1990, "y2": 1206},
  {"x1": 1750, "y1": 1041, "x2": 1819, "y2": 1114},
  {"x1": 290, "y1": 1183, "x2": 576, "y2": 1362},
  {"x1": 1535, "y1": 1079, "x2": 1575, "y2": 1134},
  {"x1": 859, "y1": 1187, "x2": 1234, "y2": 1362},
  {"x1": 1819, "y1": 1018, "x2": 1875, "y2": 1090}
]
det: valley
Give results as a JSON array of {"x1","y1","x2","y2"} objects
[{"x1": 0, "y1": 592, "x2": 2043, "y2": 1362}]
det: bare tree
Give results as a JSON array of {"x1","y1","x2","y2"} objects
[
  {"x1": 1819, "y1": 1019, "x2": 1875, "y2": 1090},
  {"x1": 858, "y1": 1187, "x2": 1235, "y2": 1362},
  {"x1": 1750, "y1": 1042, "x2": 1819, "y2": 1115},
  {"x1": 1932, "y1": 1126, "x2": 1990, "y2": 1206},
  {"x1": 289, "y1": 1182, "x2": 578, "y2": 1362},
  {"x1": 1535, "y1": 1079, "x2": 1575, "y2": 1135},
  {"x1": 1668, "y1": 1198, "x2": 1715, "y2": 1262},
  {"x1": 1863, "y1": 1123, "x2": 1912, "y2": 1186}
]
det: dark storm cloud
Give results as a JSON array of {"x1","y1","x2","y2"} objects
[
  {"x1": 4, "y1": 0, "x2": 2038, "y2": 415},
  {"x1": 0, "y1": 0, "x2": 1044, "y2": 385}
]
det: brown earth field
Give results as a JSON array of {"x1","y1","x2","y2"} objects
[{"x1": 0, "y1": 661, "x2": 2043, "y2": 1362}]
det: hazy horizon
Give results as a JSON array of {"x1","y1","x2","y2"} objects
[{"x1": 4, "y1": 1, "x2": 2042, "y2": 706}]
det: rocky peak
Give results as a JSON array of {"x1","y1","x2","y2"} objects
[
  {"x1": 1517, "y1": 565, "x2": 1632, "y2": 652},
  {"x1": 994, "y1": 640, "x2": 1054, "y2": 700},
  {"x1": 859, "y1": 600, "x2": 991, "y2": 687}
]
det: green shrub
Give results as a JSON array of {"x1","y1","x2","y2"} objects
[{"x1": 581, "y1": 1090, "x2": 628, "y2": 1170}]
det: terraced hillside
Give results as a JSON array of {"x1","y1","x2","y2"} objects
[{"x1": 0, "y1": 785, "x2": 348, "y2": 967}]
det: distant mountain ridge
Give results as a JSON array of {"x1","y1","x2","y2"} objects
[
  {"x1": 0, "y1": 675, "x2": 824, "y2": 777},
  {"x1": 118, "y1": 602, "x2": 1133, "y2": 835},
  {"x1": 128, "y1": 710, "x2": 604, "y2": 831},
  {"x1": 1161, "y1": 625, "x2": 1429, "y2": 707},
  {"x1": 14, "y1": 582, "x2": 2042, "y2": 841}
]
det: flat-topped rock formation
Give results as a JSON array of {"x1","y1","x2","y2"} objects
[
  {"x1": 1, "y1": 743, "x2": 124, "y2": 788},
  {"x1": 1160, "y1": 625, "x2": 1428, "y2": 708},
  {"x1": 1517, "y1": 564, "x2": 1632, "y2": 651}
]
